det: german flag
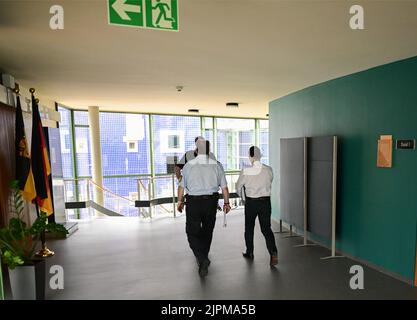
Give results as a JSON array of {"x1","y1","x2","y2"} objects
[
  {"x1": 30, "y1": 94, "x2": 53, "y2": 216},
  {"x1": 15, "y1": 95, "x2": 36, "y2": 202}
]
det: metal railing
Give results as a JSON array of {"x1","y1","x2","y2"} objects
[
  {"x1": 63, "y1": 172, "x2": 242, "y2": 219},
  {"x1": 136, "y1": 172, "x2": 242, "y2": 219}
]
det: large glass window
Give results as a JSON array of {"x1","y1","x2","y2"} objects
[
  {"x1": 73, "y1": 111, "x2": 89, "y2": 126},
  {"x1": 259, "y1": 119, "x2": 269, "y2": 165},
  {"x1": 57, "y1": 106, "x2": 74, "y2": 178},
  {"x1": 74, "y1": 126, "x2": 91, "y2": 177},
  {"x1": 202, "y1": 117, "x2": 214, "y2": 149},
  {"x1": 73, "y1": 111, "x2": 91, "y2": 177},
  {"x1": 216, "y1": 118, "x2": 255, "y2": 170},
  {"x1": 59, "y1": 108, "x2": 268, "y2": 219},
  {"x1": 151, "y1": 115, "x2": 201, "y2": 217},
  {"x1": 152, "y1": 115, "x2": 201, "y2": 174}
]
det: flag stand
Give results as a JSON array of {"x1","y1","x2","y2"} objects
[{"x1": 34, "y1": 203, "x2": 54, "y2": 258}]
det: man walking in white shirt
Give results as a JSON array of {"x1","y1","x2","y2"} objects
[{"x1": 236, "y1": 146, "x2": 278, "y2": 266}]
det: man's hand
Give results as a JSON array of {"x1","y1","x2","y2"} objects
[
  {"x1": 177, "y1": 201, "x2": 184, "y2": 213},
  {"x1": 223, "y1": 203, "x2": 231, "y2": 214}
]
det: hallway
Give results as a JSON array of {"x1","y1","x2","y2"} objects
[{"x1": 32, "y1": 211, "x2": 417, "y2": 300}]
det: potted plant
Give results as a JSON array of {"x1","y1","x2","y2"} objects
[{"x1": 0, "y1": 180, "x2": 68, "y2": 300}]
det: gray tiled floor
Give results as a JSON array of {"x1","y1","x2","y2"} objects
[{"x1": 5, "y1": 210, "x2": 417, "y2": 299}]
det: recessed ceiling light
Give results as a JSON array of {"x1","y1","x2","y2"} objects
[
  {"x1": 226, "y1": 102, "x2": 239, "y2": 108},
  {"x1": 188, "y1": 109, "x2": 199, "y2": 113}
]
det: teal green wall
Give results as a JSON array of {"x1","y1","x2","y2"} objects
[{"x1": 269, "y1": 56, "x2": 417, "y2": 282}]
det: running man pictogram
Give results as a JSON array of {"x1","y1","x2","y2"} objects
[{"x1": 152, "y1": 0, "x2": 175, "y2": 27}]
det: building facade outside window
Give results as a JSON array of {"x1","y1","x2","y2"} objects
[
  {"x1": 99, "y1": 112, "x2": 151, "y2": 200},
  {"x1": 152, "y1": 115, "x2": 201, "y2": 174},
  {"x1": 151, "y1": 115, "x2": 201, "y2": 203}
]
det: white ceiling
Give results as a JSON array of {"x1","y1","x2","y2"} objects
[{"x1": 1, "y1": 0, "x2": 417, "y2": 118}]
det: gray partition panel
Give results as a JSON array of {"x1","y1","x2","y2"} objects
[
  {"x1": 280, "y1": 138, "x2": 305, "y2": 229},
  {"x1": 307, "y1": 136, "x2": 335, "y2": 238}
]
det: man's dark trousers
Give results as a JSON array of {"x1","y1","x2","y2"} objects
[
  {"x1": 244, "y1": 197, "x2": 277, "y2": 255},
  {"x1": 185, "y1": 195, "x2": 218, "y2": 264}
]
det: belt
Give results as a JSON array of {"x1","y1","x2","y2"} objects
[
  {"x1": 186, "y1": 193, "x2": 219, "y2": 200},
  {"x1": 246, "y1": 196, "x2": 270, "y2": 201}
]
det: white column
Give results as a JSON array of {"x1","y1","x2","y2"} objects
[{"x1": 88, "y1": 106, "x2": 104, "y2": 206}]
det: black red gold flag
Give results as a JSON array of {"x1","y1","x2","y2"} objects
[
  {"x1": 30, "y1": 94, "x2": 53, "y2": 216},
  {"x1": 15, "y1": 95, "x2": 36, "y2": 202}
]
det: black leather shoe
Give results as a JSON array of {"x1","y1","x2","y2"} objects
[
  {"x1": 197, "y1": 258, "x2": 211, "y2": 267},
  {"x1": 270, "y1": 254, "x2": 278, "y2": 266},
  {"x1": 242, "y1": 252, "x2": 254, "y2": 260},
  {"x1": 199, "y1": 259, "x2": 210, "y2": 277}
]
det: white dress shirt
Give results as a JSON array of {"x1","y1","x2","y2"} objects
[
  {"x1": 180, "y1": 155, "x2": 227, "y2": 195},
  {"x1": 236, "y1": 161, "x2": 273, "y2": 198}
]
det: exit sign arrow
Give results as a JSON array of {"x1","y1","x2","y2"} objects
[{"x1": 112, "y1": 0, "x2": 141, "y2": 21}]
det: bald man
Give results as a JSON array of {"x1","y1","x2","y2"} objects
[{"x1": 236, "y1": 146, "x2": 278, "y2": 266}]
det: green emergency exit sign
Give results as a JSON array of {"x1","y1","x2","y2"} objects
[{"x1": 108, "y1": 0, "x2": 179, "y2": 31}]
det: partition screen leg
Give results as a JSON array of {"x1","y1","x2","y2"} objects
[
  {"x1": 274, "y1": 219, "x2": 289, "y2": 234},
  {"x1": 283, "y1": 225, "x2": 302, "y2": 238}
]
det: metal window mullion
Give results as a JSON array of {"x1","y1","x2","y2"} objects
[
  {"x1": 148, "y1": 115, "x2": 156, "y2": 208},
  {"x1": 213, "y1": 117, "x2": 217, "y2": 158},
  {"x1": 255, "y1": 119, "x2": 260, "y2": 146},
  {"x1": 70, "y1": 109, "x2": 81, "y2": 219}
]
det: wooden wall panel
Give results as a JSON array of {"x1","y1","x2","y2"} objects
[{"x1": 0, "y1": 102, "x2": 15, "y2": 228}]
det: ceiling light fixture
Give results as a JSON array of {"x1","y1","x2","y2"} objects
[{"x1": 226, "y1": 102, "x2": 239, "y2": 108}]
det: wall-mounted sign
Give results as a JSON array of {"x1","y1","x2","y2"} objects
[
  {"x1": 396, "y1": 139, "x2": 415, "y2": 150},
  {"x1": 108, "y1": 0, "x2": 179, "y2": 31},
  {"x1": 377, "y1": 135, "x2": 393, "y2": 168}
]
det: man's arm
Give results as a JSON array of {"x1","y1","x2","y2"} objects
[
  {"x1": 175, "y1": 153, "x2": 187, "y2": 180},
  {"x1": 217, "y1": 164, "x2": 231, "y2": 214},
  {"x1": 177, "y1": 166, "x2": 187, "y2": 212},
  {"x1": 177, "y1": 185, "x2": 185, "y2": 213},
  {"x1": 235, "y1": 169, "x2": 245, "y2": 198}
]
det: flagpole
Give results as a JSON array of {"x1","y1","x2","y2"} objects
[
  {"x1": 28, "y1": 87, "x2": 54, "y2": 258},
  {"x1": 0, "y1": 256, "x2": 4, "y2": 300},
  {"x1": 34, "y1": 202, "x2": 55, "y2": 258}
]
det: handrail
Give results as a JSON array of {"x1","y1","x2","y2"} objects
[
  {"x1": 88, "y1": 179, "x2": 135, "y2": 204},
  {"x1": 138, "y1": 179, "x2": 148, "y2": 192},
  {"x1": 63, "y1": 173, "x2": 242, "y2": 218}
]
